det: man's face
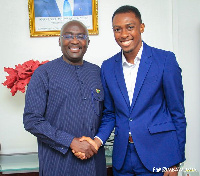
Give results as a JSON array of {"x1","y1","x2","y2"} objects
[
  {"x1": 59, "y1": 22, "x2": 89, "y2": 65},
  {"x1": 112, "y1": 12, "x2": 145, "y2": 55}
]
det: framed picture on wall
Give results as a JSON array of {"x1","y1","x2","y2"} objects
[{"x1": 28, "y1": 0, "x2": 98, "y2": 37}]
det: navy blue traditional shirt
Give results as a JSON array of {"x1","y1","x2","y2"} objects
[{"x1": 23, "y1": 57, "x2": 106, "y2": 176}]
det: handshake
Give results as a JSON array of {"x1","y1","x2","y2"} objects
[{"x1": 70, "y1": 136, "x2": 102, "y2": 160}]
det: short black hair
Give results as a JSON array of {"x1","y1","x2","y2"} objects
[{"x1": 112, "y1": 5, "x2": 142, "y2": 23}]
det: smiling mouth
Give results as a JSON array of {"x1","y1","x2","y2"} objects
[
  {"x1": 68, "y1": 46, "x2": 82, "y2": 52},
  {"x1": 121, "y1": 40, "x2": 132, "y2": 47}
]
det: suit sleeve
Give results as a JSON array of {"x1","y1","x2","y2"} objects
[
  {"x1": 23, "y1": 69, "x2": 74, "y2": 154},
  {"x1": 95, "y1": 62, "x2": 116, "y2": 144},
  {"x1": 163, "y1": 52, "x2": 186, "y2": 161}
]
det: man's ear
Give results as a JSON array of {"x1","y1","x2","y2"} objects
[
  {"x1": 59, "y1": 37, "x2": 61, "y2": 46},
  {"x1": 140, "y1": 23, "x2": 145, "y2": 33},
  {"x1": 87, "y1": 39, "x2": 90, "y2": 46}
]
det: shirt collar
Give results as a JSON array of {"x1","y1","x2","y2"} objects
[{"x1": 122, "y1": 42, "x2": 143, "y2": 66}]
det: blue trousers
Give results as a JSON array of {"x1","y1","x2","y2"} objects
[{"x1": 113, "y1": 143, "x2": 164, "y2": 176}]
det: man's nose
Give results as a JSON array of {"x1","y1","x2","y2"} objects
[
  {"x1": 71, "y1": 36, "x2": 79, "y2": 44},
  {"x1": 121, "y1": 29, "x2": 129, "y2": 38}
]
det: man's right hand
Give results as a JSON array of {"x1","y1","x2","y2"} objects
[
  {"x1": 79, "y1": 136, "x2": 102, "y2": 150},
  {"x1": 70, "y1": 137, "x2": 97, "y2": 160},
  {"x1": 72, "y1": 136, "x2": 102, "y2": 160}
]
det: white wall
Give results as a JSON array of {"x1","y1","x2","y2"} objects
[
  {"x1": 173, "y1": 0, "x2": 200, "y2": 172},
  {"x1": 0, "y1": 0, "x2": 199, "y2": 173}
]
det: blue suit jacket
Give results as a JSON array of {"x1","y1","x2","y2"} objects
[
  {"x1": 96, "y1": 42, "x2": 186, "y2": 171},
  {"x1": 34, "y1": 0, "x2": 92, "y2": 17}
]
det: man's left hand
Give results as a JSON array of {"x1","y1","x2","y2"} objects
[{"x1": 72, "y1": 136, "x2": 100, "y2": 160}]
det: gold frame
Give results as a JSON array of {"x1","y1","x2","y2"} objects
[{"x1": 28, "y1": 0, "x2": 98, "y2": 37}]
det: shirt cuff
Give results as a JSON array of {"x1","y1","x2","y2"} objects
[{"x1": 94, "y1": 136, "x2": 103, "y2": 146}]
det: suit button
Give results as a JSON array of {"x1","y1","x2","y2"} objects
[{"x1": 129, "y1": 118, "x2": 133, "y2": 121}]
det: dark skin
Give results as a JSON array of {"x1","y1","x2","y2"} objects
[
  {"x1": 59, "y1": 21, "x2": 90, "y2": 65},
  {"x1": 113, "y1": 12, "x2": 179, "y2": 176},
  {"x1": 59, "y1": 21, "x2": 97, "y2": 159},
  {"x1": 74, "y1": 13, "x2": 180, "y2": 175},
  {"x1": 70, "y1": 137, "x2": 97, "y2": 159},
  {"x1": 112, "y1": 12, "x2": 145, "y2": 64}
]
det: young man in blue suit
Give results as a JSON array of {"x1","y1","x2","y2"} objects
[
  {"x1": 76, "y1": 5, "x2": 187, "y2": 176},
  {"x1": 34, "y1": 0, "x2": 92, "y2": 17}
]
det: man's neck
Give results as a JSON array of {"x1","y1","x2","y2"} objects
[
  {"x1": 63, "y1": 56, "x2": 83, "y2": 66},
  {"x1": 123, "y1": 42, "x2": 142, "y2": 64}
]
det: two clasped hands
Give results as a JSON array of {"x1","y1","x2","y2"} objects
[{"x1": 70, "y1": 136, "x2": 102, "y2": 160}]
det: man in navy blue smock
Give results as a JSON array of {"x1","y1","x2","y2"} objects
[{"x1": 23, "y1": 20, "x2": 106, "y2": 176}]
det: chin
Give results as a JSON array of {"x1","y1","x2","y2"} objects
[{"x1": 123, "y1": 48, "x2": 134, "y2": 53}]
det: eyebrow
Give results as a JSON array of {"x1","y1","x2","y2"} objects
[
  {"x1": 113, "y1": 23, "x2": 136, "y2": 27},
  {"x1": 63, "y1": 32, "x2": 86, "y2": 35}
]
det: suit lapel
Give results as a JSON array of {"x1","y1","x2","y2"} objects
[
  {"x1": 46, "y1": 0, "x2": 61, "y2": 17},
  {"x1": 130, "y1": 43, "x2": 153, "y2": 113},
  {"x1": 114, "y1": 52, "x2": 130, "y2": 109}
]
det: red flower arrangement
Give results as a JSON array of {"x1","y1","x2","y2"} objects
[{"x1": 2, "y1": 60, "x2": 49, "y2": 96}]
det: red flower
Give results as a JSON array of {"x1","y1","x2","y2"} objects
[{"x1": 2, "y1": 60, "x2": 49, "y2": 96}]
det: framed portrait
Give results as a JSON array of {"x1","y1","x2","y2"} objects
[{"x1": 28, "y1": 0, "x2": 98, "y2": 37}]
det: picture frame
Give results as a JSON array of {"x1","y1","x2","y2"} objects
[{"x1": 28, "y1": 0, "x2": 98, "y2": 37}]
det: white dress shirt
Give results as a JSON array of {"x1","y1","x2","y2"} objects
[
  {"x1": 95, "y1": 43, "x2": 143, "y2": 145},
  {"x1": 56, "y1": 0, "x2": 74, "y2": 16},
  {"x1": 123, "y1": 43, "x2": 143, "y2": 137},
  {"x1": 122, "y1": 43, "x2": 143, "y2": 106}
]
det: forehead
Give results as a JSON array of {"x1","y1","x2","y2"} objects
[
  {"x1": 112, "y1": 12, "x2": 140, "y2": 26},
  {"x1": 62, "y1": 22, "x2": 87, "y2": 34}
]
